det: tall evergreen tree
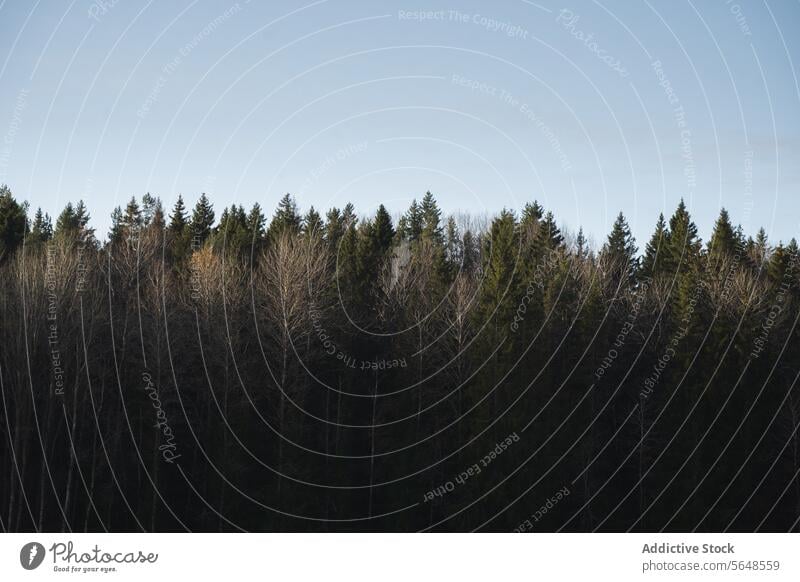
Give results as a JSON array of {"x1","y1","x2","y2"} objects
[
  {"x1": 121, "y1": 196, "x2": 143, "y2": 247},
  {"x1": 445, "y1": 216, "x2": 463, "y2": 268},
  {"x1": 149, "y1": 198, "x2": 166, "y2": 231},
  {"x1": 167, "y1": 195, "x2": 190, "y2": 261},
  {"x1": 708, "y1": 208, "x2": 737, "y2": 268},
  {"x1": 0, "y1": 185, "x2": 27, "y2": 260},
  {"x1": 520, "y1": 201, "x2": 544, "y2": 228},
  {"x1": 575, "y1": 227, "x2": 589, "y2": 260},
  {"x1": 324, "y1": 207, "x2": 344, "y2": 250},
  {"x1": 665, "y1": 199, "x2": 701, "y2": 274},
  {"x1": 371, "y1": 204, "x2": 395, "y2": 255},
  {"x1": 751, "y1": 227, "x2": 770, "y2": 268},
  {"x1": 29, "y1": 207, "x2": 53, "y2": 243},
  {"x1": 267, "y1": 193, "x2": 301, "y2": 241},
  {"x1": 54, "y1": 202, "x2": 79, "y2": 240},
  {"x1": 72, "y1": 199, "x2": 96, "y2": 245},
  {"x1": 342, "y1": 202, "x2": 357, "y2": 228},
  {"x1": 462, "y1": 229, "x2": 479, "y2": 273},
  {"x1": 108, "y1": 206, "x2": 124, "y2": 245},
  {"x1": 398, "y1": 199, "x2": 423, "y2": 243},
  {"x1": 420, "y1": 191, "x2": 443, "y2": 244},
  {"x1": 536, "y1": 210, "x2": 563, "y2": 251},
  {"x1": 190, "y1": 193, "x2": 215, "y2": 245},
  {"x1": 141, "y1": 192, "x2": 158, "y2": 226},
  {"x1": 169, "y1": 195, "x2": 189, "y2": 234},
  {"x1": 302, "y1": 206, "x2": 324, "y2": 239},
  {"x1": 640, "y1": 213, "x2": 668, "y2": 280},
  {"x1": 601, "y1": 212, "x2": 638, "y2": 287},
  {"x1": 480, "y1": 209, "x2": 519, "y2": 323}
]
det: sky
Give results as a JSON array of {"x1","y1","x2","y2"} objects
[{"x1": 0, "y1": 0, "x2": 798, "y2": 247}]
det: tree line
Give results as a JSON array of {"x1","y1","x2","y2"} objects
[{"x1": 0, "y1": 183, "x2": 799, "y2": 531}]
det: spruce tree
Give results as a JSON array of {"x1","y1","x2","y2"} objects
[
  {"x1": 751, "y1": 227, "x2": 770, "y2": 268},
  {"x1": 575, "y1": 227, "x2": 588, "y2": 260},
  {"x1": 0, "y1": 185, "x2": 27, "y2": 259},
  {"x1": 445, "y1": 216, "x2": 463, "y2": 268},
  {"x1": 480, "y1": 209, "x2": 519, "y2": 324},
  {"x1": 246, "y1": 203, "x2": 267, "y2": 256},
  {"x1": 665, "y1": 199, "x2": 700, "y2": 274},
  {"x1": 168, "y1": 195, "x2": 190, "y2": 261},
  {"x1": 420, "y1": 191, "x2": 443, "y2": 244},
  {"x1": 190, "y1": 193, "x2": 215, "y2": 244},
  {"x1": 302, "y1": 206, "x2": 324, "y2": 239},
  {"x1": 708, "y1": 208, "x2": 737, "y2": 268},
  {"x1": 149, "y1": 198, "x2": 166, "y2": 231},
  {"x1": 342, "y1": 202, "x2": 356, "y2": 228},
  {"x1": 71, "y1": 200, "x2": 96, "y2": 245},
  {"x1": 324, "y1": 207, "x2": 344, "y2": 250},
  {"x1": 462, "y1": 230, "x2": 479, "y2": 273},
  {"x1": 521, "y1": 201, "x2": 544, "y2": 227},
  {"x1": 108, "y1": 206, "x2": 124, "y2": 245},
  {"x1": 169, "y1": 195, "x2": 189, "y2": 234},
  {"x1": 54, "y1": 202, "x2": 79, "y2": 239},
  {"x1": 398, "y1": 199, "x2": 423, "y2": 242},
  {"x1": 29, "y1": 208, "x2": 53, "y2": 243},
  {"x1": 266, "y1": 193, "x2": 301, "y2": 241},
  {"x1": 601, "y1": 212, "x2": 638, "y2": 287},
  {"x1": 141, "y1": 192, "x2": 158, "y2": 226},
  {"x1": 640, "y1": 213, "x2": 668, "y2": 280},
  {"x1": 536, "y1": 210, "x2": 563, "y2": 251},
  {"x1": 371, "y1": 204, "x2": 395, "y2": 255}
]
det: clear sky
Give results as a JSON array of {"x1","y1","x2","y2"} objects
[{"x1": 0, "y1": 0, "x2": 798, "y2": 247}]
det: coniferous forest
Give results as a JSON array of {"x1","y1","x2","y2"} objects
[{"x1": 1, "y1": 184, "x2": 799, "y2": 532}]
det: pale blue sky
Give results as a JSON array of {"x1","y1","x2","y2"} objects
[{"x1": 0, "y1": 0, "x2": 798, "y2": 246}]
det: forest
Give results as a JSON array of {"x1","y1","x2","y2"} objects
[{"x1": 0, "y1": 183, "x2": 798, "y2": 532}]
